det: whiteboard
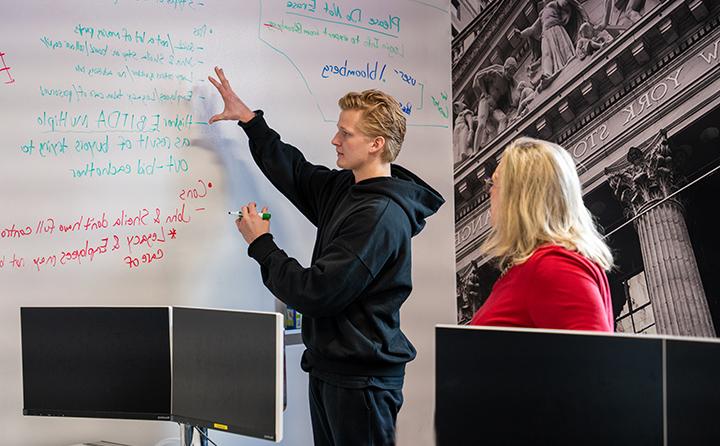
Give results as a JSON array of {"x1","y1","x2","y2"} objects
[{"x1": 0, "y1": 1, "x2": 455, "y2": 445}]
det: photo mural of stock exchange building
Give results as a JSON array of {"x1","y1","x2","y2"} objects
[{"x1": 451, "y1": 0, "x2": 720, "y2": 336}]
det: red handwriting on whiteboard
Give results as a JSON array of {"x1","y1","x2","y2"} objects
[
  {"x1": 0, "y1": 254, "x2": 24, "y2": 269},
  {"x1": 124, "y1": 248, "x2": 165, "y2": 270},
  {"x1": 0, "y1": 52, "x2": 15, "y2": 84},
  {"x1": 1, "y1": 179, "x2": 216, "y2": 273}
]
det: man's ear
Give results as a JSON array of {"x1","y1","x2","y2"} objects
[{"x1": 369, "y1": 136, "x2": 386, "y2": 155}]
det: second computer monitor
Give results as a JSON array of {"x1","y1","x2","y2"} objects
[{"x1": 172, "y1": 307, "x2": 284, "y2": 442}]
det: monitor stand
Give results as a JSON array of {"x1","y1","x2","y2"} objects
[{"x1": 180, "y1": 424, "x2": 209, "y2": 446}]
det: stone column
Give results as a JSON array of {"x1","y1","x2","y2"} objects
[{"x1": 607, "y1": 131, "x2": 715, "y2": 336}]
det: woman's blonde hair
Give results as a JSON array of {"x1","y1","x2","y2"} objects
[
  {"x1": 482, "y1": 137, "x2": 614, "y2": 271},
  {"x1": 338, "y1": 89, "x2": 406, "y2": 162}
]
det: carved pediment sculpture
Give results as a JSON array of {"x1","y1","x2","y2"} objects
[
  {"x1": 453, "y1": 101, "x2": 476, "y2": 163},
  {"x1": 512, "y1": 0, "x2": 590, "y2": 91},
  {"x1": 575, "y1": 22, "x2": 612, "y2": 60},
  {"x1": 597, "y1": 0, "x2": 647, "y2": 36},
  {"x1": 471, "y1": 57, "x2": 519, "y2": 151}
]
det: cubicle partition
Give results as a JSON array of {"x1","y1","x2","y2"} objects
[{"x1": 436, "y1": 325, "x2": 720, "y2": 446}]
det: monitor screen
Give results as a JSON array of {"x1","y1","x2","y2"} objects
[
  {"x1": 171, "y1": 307, "x2": 283, "y2": 442},
  {"x1": 21, "y1": 307, "x2": 171, "y2": 421}
]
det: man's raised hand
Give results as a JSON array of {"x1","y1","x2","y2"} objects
[{"x1": 208, "y1": 66, "x2": 256, "y2": 124}]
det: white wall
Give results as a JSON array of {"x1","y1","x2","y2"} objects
[{"x1": 0, "y1": 1, "x2": 455, "y2": 444}]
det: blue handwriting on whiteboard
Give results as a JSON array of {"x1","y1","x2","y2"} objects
[
  {"x1": 398, "y1": 101, "x2": 412, "y2": 115},
  {"x1": 394, "y1": 68, "x2": 416, "y2": 86},
  {"x1": 321, "y1": 60, "x2": 386, "y2": 81}
]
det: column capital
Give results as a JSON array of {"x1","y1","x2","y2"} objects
[{"x1": 606, "y1": 130, "x2": 680, "y2": 217}]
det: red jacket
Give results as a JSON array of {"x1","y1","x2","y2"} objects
[{"x1": 469, "y1": 245, "x2": 614, "y2": 332}]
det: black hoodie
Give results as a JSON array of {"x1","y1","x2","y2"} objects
[{"x1": 240, "y1": 111, "x2": 444, "y2": 378}]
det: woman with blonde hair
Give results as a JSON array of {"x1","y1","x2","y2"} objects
[{"x1": 469, "y1": 137, "x2": 615, "y2": 331}]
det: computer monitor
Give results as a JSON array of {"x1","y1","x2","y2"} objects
[
  {"x1": 171, "y1": 307, "x2": 284, "y2": 442},
  {"x1": 21, "y1": 307, "x2": 171, "y2": 421}
]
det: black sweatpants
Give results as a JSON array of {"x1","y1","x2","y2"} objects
[{"x1": 308, "y1": 375, "x2": 404, "y2": 446}]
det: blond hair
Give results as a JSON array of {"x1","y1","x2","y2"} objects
[
  {"x1": 482, "y1": 137, "x2": 614, "y2": 271},
  {"x1": 338, "y1": 89, "x2": 406, "y2": 162}
]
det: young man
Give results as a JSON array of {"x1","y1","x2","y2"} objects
[{"x1": 208, "y1": 67, "x2": 444, "y2": 445}]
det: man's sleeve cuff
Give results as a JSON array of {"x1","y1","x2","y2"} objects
[
  {"x1": 237, "y1": 110, "x2": 269, "y2": 139},
  {"x1": 247, "y1": 232, "x2": 278, "y2": 263}
]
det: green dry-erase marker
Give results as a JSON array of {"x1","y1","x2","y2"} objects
[{"x1": 228, "y1": 211, "x2": 271, "y2": 220}]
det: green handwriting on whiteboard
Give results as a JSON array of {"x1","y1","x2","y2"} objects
[
  {"x1": 262, "y1": 19, "x2": 404, "y2": 58},
  {"x1": 107, "y1": 0, "x2": 206, "y2": 10},
  {"x1": 285, "y1": 2, "x2": 401, "y2": 37},
  {"x1": 39, "y1": 83, "x2": 193, "y2": 105},
  {"x1": 431, "y1": 92, "x2": 449, "y2": 119}
]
